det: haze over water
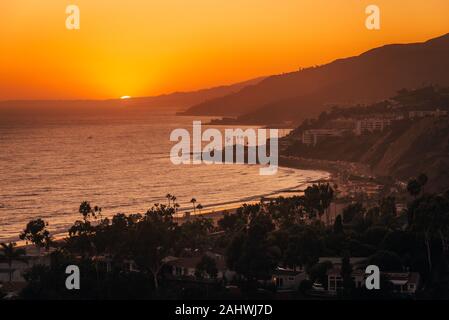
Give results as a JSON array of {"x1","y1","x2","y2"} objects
[{"x1": 0, "y1": 108, "x2": 328, "y2": 242}]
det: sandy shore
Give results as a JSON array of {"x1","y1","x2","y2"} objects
[
  {"x1": 172, "y1": 159, "x2": 337, "y2": 225},
  {"x1": 14, "y1": 157, "x2": 378, "y2": 248}
]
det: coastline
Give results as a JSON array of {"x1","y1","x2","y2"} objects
[
  {"x1": 14, "y1": 158, "x2": 381, "y2": 250},
  {"x1": 11, "y1": 164, "x2": 330, "y2": 247},
  {"x1": 173, "y1": 159, "x2": 337, "y2": 225},
  {"x1": 11, "y1": 158, "x2": 379, "y2": 247}
]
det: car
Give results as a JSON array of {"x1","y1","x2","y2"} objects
[{"x1": 312, "y1": 282, "x2": 325, "y2": 292}]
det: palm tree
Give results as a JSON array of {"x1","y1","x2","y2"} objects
[
  {"x1": 196, "y1": 204, "x2": 203, "y2": 215},
  {"x1": 190, "y1": 198, "x2": 197, "y2": 214},
  {"x1": 407, "y1": 179, "x2": 422, "y2": 199},
  {"x1": 171, "y1": 195, "x2": 177, "y2": 207},
  {"x1": 166, "y1": 194, "x2": 172, "y2": 206},
  {"x1": 319, "y1": 183, "x2": 334, "y2": 226},
  {"x1": 304, "y1": 185, "x2": 322, "y2": 220},
  {"x1": 304, "y1": 183, "x2": 334, "y2": 224},
  {"x1": 0, "y1": 243, "x2": 27, "y2": 282},
  {"x1": 332, "y1": 184, "x2": 339, "y2": 222}
]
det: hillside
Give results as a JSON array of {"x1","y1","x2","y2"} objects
[
  {"x1": 125, "y1": 76, "x2": 265, "y2": 111},
  {"x1": 366, "y1": 118, "x2": 449, "y2": 191},
  {"x1": 284, "y1": 117, "x2": 449, "y2": 193},
  {"x1": 183, "y1": 33, "x2": 449, "y2": 125}
]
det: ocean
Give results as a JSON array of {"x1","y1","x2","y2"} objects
[{"x1": 0, "y1": 108, "x2": 328, "y2": 242}]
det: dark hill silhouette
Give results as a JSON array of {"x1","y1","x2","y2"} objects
[
  {"x1": 0, "y1": 77, "x2": 264, "y2": 113},
  {"x1": 183, "y1": 33, "x2": 449, "y2": 124},
  {"x1": 122, "y1": 76, "x2": 265, "y2": 111}
]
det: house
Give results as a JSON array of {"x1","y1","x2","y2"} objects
[
  {"x1": 319, "y1": 257, "x2": 367, "y2": 268},
  {"x1": 326, "y1": 267, "x2": 420, "y2": 295},
  {"x1": 123, "y1": 259, "x2": 140, "y2": 272},
  {"x1": 91, "y1": 255, "x2": 113, "y2": 273},
  {"x1": 384, "y1": 272, "x2": 420, "y2": 294},
  {"x1": 169, "y1": 256, "x2": 199, "y2": 278},
  {"x1": 0, "y1": 248, "x2": 51, "y2": 283},
  {"x1": 271, "y1": 267, "x2": 306, "y2": 292},
  {"x1": 0, "y1": 282, "x2": 27, "y2": 300},
  {"x1": 409, "y1": 109, "x2": 448, "y2": 119},
  {"x1": 327, "y1": 268, "x2": 366, "y2": 292},
  {"x1": 0, "y1": 266, "x2": 25, "y2": 283},
  {"x1": 166, "y1": 252, "x2": 236, "y2": 282}
]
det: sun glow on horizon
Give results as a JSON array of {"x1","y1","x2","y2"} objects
[
  {"x1": 1, "y1": 0, "x2": 448, "y2": 100},
  {"x1": 120, "y1": 96, "x2": 131, "y2": 100}
]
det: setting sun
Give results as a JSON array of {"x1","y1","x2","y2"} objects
[
  {"x1": 120, "y1": 96, "x2": 131, "y2": 100},
  {"x1": 1, "y1": 0, "x2": 448, "y2": 100}
]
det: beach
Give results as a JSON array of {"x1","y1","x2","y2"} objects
[{"x1": 0, "y1": 113, "x2": 329, "y2": 243}]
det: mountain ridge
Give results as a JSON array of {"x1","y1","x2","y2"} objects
[
  {"x1": 183, "y1": 33, "x2": 449, "y2": 125},
  {"x1": 0, "y1": 77, "x2": 265, "y2": 112}
]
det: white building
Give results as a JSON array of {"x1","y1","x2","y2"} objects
[
  {"x1": 354, "y1": 118, "x2": 392, "y2": 136},
  {"x1": 326, "y1": 267, "x2": 420, "y2": 295},
  {"x1": 409, "y1": 109, "x2": 448, "y2": 119},
  {"x1": 0, "y1": 249, "x2": 51, "y2": 283},
  {"x1": 271, "y1": 267, "x2": 306, "y2": 292},
  {"x1": 302, "y1": 129, "x2": 344, "y2": 146}
]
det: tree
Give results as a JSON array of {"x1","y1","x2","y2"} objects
[
  {"x1": 65, "y1": 203, "x2": 106, "y2": 256},
  {"x1": 19, "y1": 219, "x2": 52, "y2": 251},
  {"x1": 131, "y1": 205, "x2": 177, "y2": 290},
  {"x1": 267, "y1": 196, "x2": 307, "y2": 228},
  {"x1": 381, "y1": 230, "x2": 416, "y2": 256},
  {"x1": 308, "y1": 261, "x2": 333, "y2": 288},
  {"x1": 363, "y1": 226, "x2": 389, "y2": 247},
  {"x1": 417, "y1": 173, "x2": 428, "y2": 192},
  {"x1": 365, "y1": 206, "x2": 380, "y2": 225},
  {"x1": 342, "y1": 203, "x2": 365, "y2": 224},
  {"x1": 79, "y1": 201, "x2": 101, "y2": 221},
  {"x1": 368, "y1": 250, "x2": 403, "y2": 272},
  {"x1": 173, "y1": 202, "x2": 180, "y2": 214},
  {"x1": 319, "y1": 183, "x2": 334, "y2": 225},
  {"x1": 226, "y1": 213, "x2": 279, "y2": 284},
  {"x1": 417, "y1": 173, "x2": 428, "y2": 184},
  {"x1": 195, "y1": 255, "x2": 218, "y2": 279},
  {"x1": 304, "y1": 183, "x2": 334, "y2": 224},
  {"x1": 190, "y1": 198, "x2": 197, "y2": 214},
  {"x1": 171, "y1": 195, "x2": 177, "y2": 207},
  {"x1": 66, "y1": 220, "x2": 95, "y2": 257},
  {"x1": 283, "y1": 225, "x2": 323, "y2": 270},
  {"x1": 166, "y1": 193, "x2": 172, "y2": 206},
  {"x1": 407, "y1": 174, "x2": 428, "y2": 199},
  {"x1": 408, "y1": 194, "x2": 449, "y2": 272},
  {"x1": 340, "y1": 254, "x2": 354, "y2": 297},
  {"x1": 379, "y1": 196, "x2": 397, "y2": 226},
  {"x1": 333, "y1": 215, "x2": 344, "y2": 234},
  {"x1": 304, "y1": 184, "x2": 323, "y2": 220},
  {"x1": 0, "y1": 242, "x2": 26, "y2": 282},
  {"x1": 177, "y1": 217, "x2": 213, "y2": 251},
  {"x1": 218, "y1": 211, "x2": 247, "y2": 234}
]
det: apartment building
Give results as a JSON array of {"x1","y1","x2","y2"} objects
[
  {"x1": 302, "y1": 129, "x2": 344, "y2": 146},
  {"x1": 354, "y1": 118, "x2": 392, "y2": 136}
]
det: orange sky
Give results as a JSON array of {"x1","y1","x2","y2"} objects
[{"x1": 0, "y1": 0, "x2": 448, "y2": 100}]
